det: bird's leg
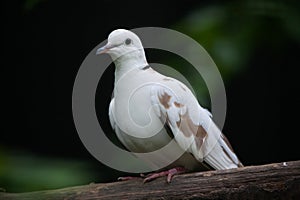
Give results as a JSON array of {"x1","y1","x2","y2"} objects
[{"x1": 143, "y1": 167, "x2": 186, "y2": 183}]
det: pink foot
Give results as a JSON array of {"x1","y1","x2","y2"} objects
[
  {"x1": 143, "y1": 167, "x2": 186, "y2": 183},
  {"x1": 117, "y1": 176, "x2": 142, "y2": 181}
]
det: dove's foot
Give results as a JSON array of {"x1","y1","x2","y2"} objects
[
  {"x1": 117, "y1": 176, "x2": 142, "y2": 181},
  {"x1": 142, "y1": 167, "x2": 186, "y2": 183}
]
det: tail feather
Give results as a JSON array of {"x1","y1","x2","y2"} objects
[{"x1": 204, "y1": 134, "x2": 243, "y2": 170}]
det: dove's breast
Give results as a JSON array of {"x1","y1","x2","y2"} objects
[
  {"x1": 111, "y1": 68, "x2": 208, "y2": 171},
  {"x1": 114, "y1": 80, "x2": 169, "y2": 151},
  {"x1": 112, "y1": 68, "x2": 170, "y2": 152}
]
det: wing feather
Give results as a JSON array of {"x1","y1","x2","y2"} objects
[{"x1": 150, "y1": 78, "x2": 242, "y2": 169}]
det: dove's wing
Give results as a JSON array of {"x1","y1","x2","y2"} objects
[{"x1": 150, "y1": 77, "x2": 243, "y2": 170}]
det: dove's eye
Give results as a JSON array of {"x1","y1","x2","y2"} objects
[{"x1": 125, "y1": 38, "x2": 132, "y2": 45}]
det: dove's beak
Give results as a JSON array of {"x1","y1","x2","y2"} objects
[
  {"x1": 96, "y1": 45, "x2": 110, "y2": 55},
  {"x1": 96, "y1": 43, "x2": 123, "y2": 55}
]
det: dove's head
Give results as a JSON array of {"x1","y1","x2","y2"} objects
[{"x1": 96, "y1": 29, "x2": 147, "y2": 66}]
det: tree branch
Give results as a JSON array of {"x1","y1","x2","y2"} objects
[{"x1": 1, "y1": 160, "x2": 300, "y2": 200}]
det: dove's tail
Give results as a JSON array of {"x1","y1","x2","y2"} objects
[{"x1": 203, "y1": 124, "x2": 243, "y2": 170}]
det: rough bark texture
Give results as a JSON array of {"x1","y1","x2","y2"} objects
[{"x1": 1, "y1": 160, "x2": 300, "y2": 200}]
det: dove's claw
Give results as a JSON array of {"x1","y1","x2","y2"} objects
[
  {"x1": 117, "y1": 176, "x2": 141, "y2": 181},
  {"x1": 118, "y1": 167, "x2": 186, "y2": 183},
  {"x1": 143, "y1": 167, "x2": 186, "y2": 183}
]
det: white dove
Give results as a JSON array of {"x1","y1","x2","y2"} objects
[{"x1": 96, "y1": 29, "x2": 243, "y2": 183}]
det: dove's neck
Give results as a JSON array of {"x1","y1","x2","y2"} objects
[{"x1": 113, "y1": 50, "x2": 148, "y2": 83}]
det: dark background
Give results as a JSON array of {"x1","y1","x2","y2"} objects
[{"x1": 2, "y1": 0, "x2": 300, "y2": 192}]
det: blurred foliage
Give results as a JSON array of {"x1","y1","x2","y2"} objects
[
  {"x1": 170, "y1": 0, "x2": 300, "y2": 105},
  {"x1": 0, "y1": 147, "x2": 96, "y2": 192},
  {"x1": 23, "y1": 0, "x2": 45, "y2": 11}
]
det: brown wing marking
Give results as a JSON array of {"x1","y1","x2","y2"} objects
[
  {"x1": 176, "y1": 110, "x2": 207, "y2": 150},
  {"x1": 158, "y1": 92, "x2": 171, "y2": 109}
]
